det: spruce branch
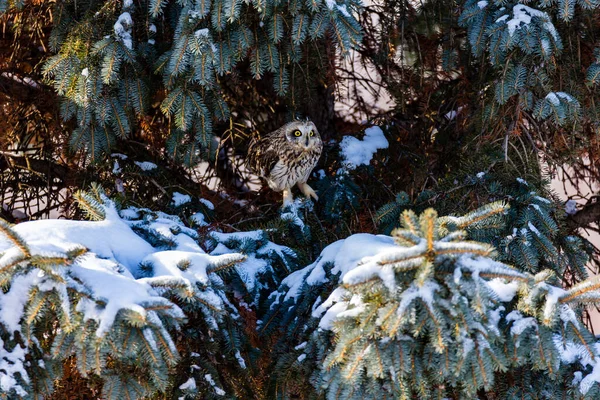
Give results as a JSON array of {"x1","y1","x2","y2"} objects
[
  {"x1": 206, "y1": 253, "x2": 247, "y2": 273},
  {"x1": 0, "y1": 218, "x2": 31, "y2": 257},
  {"x1": 74, "y1": 190, "x2": 107, "y2": 221},
  {"x1": 559, "y1": 276, "x2": 600, "y2": 304}
]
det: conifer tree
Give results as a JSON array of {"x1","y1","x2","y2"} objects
[
  {"x1": 0, "y1": 188, "x2": 300, "y2": 398},
  {"x1": 0, "y1": 0, "x2": 362, "y2": 164},
  {"x1": 266, "y1": 202, "x2": 600, "y2": 399}
]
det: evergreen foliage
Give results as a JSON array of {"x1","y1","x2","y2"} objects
[
  {"x1": 266, "y1": 202, "x2": 600, "y2": 399},
  {"x1": 0, "y1": 189, "x2": 301, "y2": 398},
  {"x1": 0, "y1": 211, "x2": 185, "y2": 399},
  {"x1": 0, "y1": 0, "x2": 362, "y2": 164},
  {"x1": 377, "y1": 170, "x2": 592, "y2": 283}
]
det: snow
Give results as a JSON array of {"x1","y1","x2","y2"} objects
[
  {"x1": 0, "y1": 272, "x2": 35, "y2": 332},
  {"x1": 0, "y1": 196, "x2": 258, "y2": 396},
  {"x1": 194, "y1": 28, "x2": 210, "y2": 39},
  {"x1": 340, "y1": 126, "x2": 389, "y2": 170},
  {"x1": 190, "y1": 212, "x2": 209, "y2": 226},
  {"x1": 0, "y1": 338, "x2": 28, "y2": 396},
  {"x1": 528, "y1": 222, "x2": 541, "y2": 236},
  {"x1": 172, "y1": 192, "x2": 192, "y2": 207},
  {"x1": 148, "y1": 39, "x2": 155, "y2": 45},
  {"x1": 199, "y1": 198, "x2": 215, "y2": 210},
  {"x1": 506, "y1": 310, "x2": 537, "y2": 336},
  {"x1": 123, "y1": 0, "x2": 133, "y2": 8},
  {"x1": 81, "y1": 68, "x2": 89, "y2": 77},
  {"x1": 516, "y1": 177, "x2": 528, "y2": 185},
  {"x1": 6, "y1": 205, "x2": 155, "y2": 270},
  {"x1": 504, "y1": 5, "x2": 558, "y2": 41},
  {"x1": 297, "y1": 353, "x2": 307, "y2": 362},
  {"x1": 486, "y1": 278, "x2": 519, "y2": 302},
  {"x1": 134, "y1": 161, "x2": 157, "y2": 171},
  {"x1": 477, "y1": 1, "x2": 487, "y2": 9},
  {"x1": 235, "y1": 350, "x2": 247, "y2": 369},
  {"x1": 445, "y1": 106, "x2": 464, "y2": 121},
  {"x1": 325, "y1": 0, "x2": 336, "y2": 10},
  {"x1": 0, "y1": 72, "x2": 40, "y2": 89},
  {"x1": 204, "y1": 374, "x2": 225, "y2": 396},
  {"x1": 112, "y1": 159, "x2": 121, "y2": 174},
  {"x1": 111, "y1": 153, "x2": 128, "y2": 159},
  {"x1": 179, "y1": 377, "x2": 196, "y2": 390},
  {"x1": 114, "y1": 12, "x2": 133, "y2": 50},
  {"x1": 546, "y1": 92, "x2": 560, "y2": 106},
  {"x1": 580, "y1": 361, "x2": 600, "y2": 394},
  {"x1": 294, "y1": 341, "x2": 307, "y2": 350},
  {"x1": 149, "y1": 24, "x2": 157, "y2": 33},
  {"x1": 565, "y1": 199, "x2": 578, "y2": 215},
  {"x1": 336, "y1": 4, "x2": 350, "y2": 17}
]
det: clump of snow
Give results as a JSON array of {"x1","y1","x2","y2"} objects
[
  {"x1": 516, "y1": 177, "x2": 528, "y2": 185},
  {"x1": 565, "y1": 199, "x2": 578, "y2": 215},
  {"x1": 486, "y1": 278, "x2": 519, "y2": 302},
  {"x1": 235, "y1": 350, "x2": 246, "y2": 369},
  {"x1": 194, "y1": 28, "x2": 210, "y2": 39},
  {"x1": 199, "y1": 198, "x2": 215, "y2": 210},
  {"x1": 336, "y1": 4, "x2": 350, "y2": 17},
  {"x1": 114, "y1": 12, "x2": 134, "y2": 50},
  {"x1": 0, "y1": 72, "x2": 40, "y2": 89},
  {"x1": 134, "y1": 161, "x2": 157, "y2": 171},
  {"x1": 506, "y1": 310, "x2": 537, "y2": 337},
  {"x1": 190, "y1": 212, "x2": 208, "y2": 227},
  {"x1": 477, "y1": 0, "x2": 487, "y2": 8},
  {"x1": 81, "y1": 68, "x2": 89, "y2": 77},
  {"x1": 0, "y1": 338, "x2": 28, "y2": 396},
  {"x1": 503, "y1": 4, "x2": 559, "y2": 40},
  {"x1": 112, "y1": 160, "x2": 121, "y2": 174},
  {"x1": 546, "y1": 92, "x2": 560, "y2": 106},
  {"x1": 179, "y1": 377, "x2": 196, "y2": 390},
  {"x1": 172, "y1": 192, "x2": 192, "y2": 207},
  {"x1": 204, "y1": 374, "x2": 225, "y2": 396},
  {"x1": 445, "y1": 106, "x2": 465, "y2": 121},
  {"x1": 149, "y1": 24, "x2": 157, "y2": 33},
  {"x1": 340, "y1": 126, "x2": 389, "y2": 170},
  {"x1": 209, "y1": 229, "x2": 295, "y2": 299}
]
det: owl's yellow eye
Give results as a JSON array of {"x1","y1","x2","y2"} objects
[
  {"x1": 294, "y1": 130, "x2": 302, "y2": 137},
  {"x1": 309, "y1": 130, "x2": 314, "y2": 137}
]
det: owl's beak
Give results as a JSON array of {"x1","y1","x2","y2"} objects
[{"x1": 304, "y1": 137, "x2": 310, "y2": 148}]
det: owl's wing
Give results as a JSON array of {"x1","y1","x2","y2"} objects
[{"x1": 247, "y1": 136, "x2": 280, "y2": 178}]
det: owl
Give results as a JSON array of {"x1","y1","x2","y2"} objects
[{"x1": 247, "y1": 120, "x2": 323, "y2": 205}]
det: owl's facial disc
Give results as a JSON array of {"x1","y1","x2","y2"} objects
[{"x1": 287, "y1": 122, "x2": 318, "y2": 151}]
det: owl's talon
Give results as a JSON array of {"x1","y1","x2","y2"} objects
[{"x1": 298, "y1": 182, "x2": 318, "y2": 201}]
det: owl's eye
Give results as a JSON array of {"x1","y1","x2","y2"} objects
[
  {"x1": 294, "y1": 130, "x2": 302, "y2": 137},
  {"x1": 309, "y1": 130, "x2": 314, "y2": 137}
]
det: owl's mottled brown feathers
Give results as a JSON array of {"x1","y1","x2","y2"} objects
[{"x1": 247, "y1": 120, "x2": 323, "y2": 204}]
